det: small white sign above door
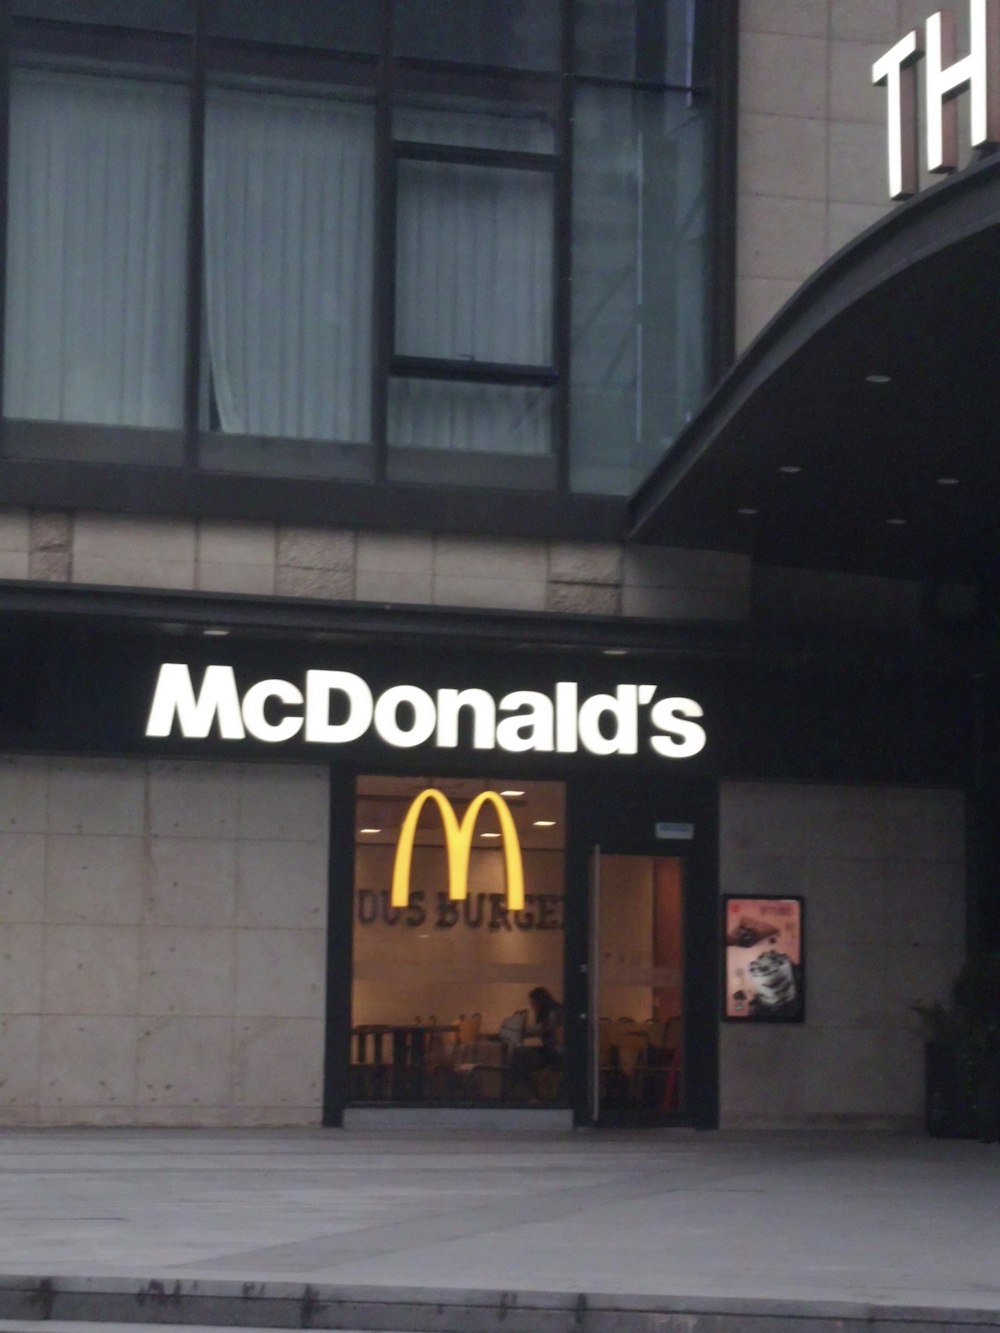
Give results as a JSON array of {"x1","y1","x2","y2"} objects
[{"x1": 655, "y1": 822, "x2": 694, "y2": 840}]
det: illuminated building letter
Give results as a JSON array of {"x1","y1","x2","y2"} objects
[
  {"x1": 304, "y1": 670, "x2": 373, "y2": 744},
  {"x1": 373, "y1": 684, "x2": 436, "y2": 748},
  {"x1": 577, "y1": 685, "x2": 641, "y2": 756},
  {"x1": 496, "y1": 691, "x2": 555, "y2": 752},
  {"x1": 435, "y1": 688, "x2": 497, "y2": 749},
  {"x1": 873, "y1": 28, "x2": 924, "y2": 198},
  {"x1": 241, "y1": 678, "x2": 304, "y2": 743},
  {"x1": 145, "y1": 663, "x2": 245, "y2": 739},
  {"x1": 649, "y1": 698, "x2": 707, "y2": 758},
  {"x1": 926, "y1": 0, "x2": 1000, "y2": 173},
  {"x1": 555, "y1": 682, "x2": 578, "y2": 753}
]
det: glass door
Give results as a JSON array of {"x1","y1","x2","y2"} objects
[{"x1": 589, "y1": 852, "x2": 684, "y2": 1123}]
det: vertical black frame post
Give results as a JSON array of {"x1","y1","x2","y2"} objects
[
  {"x1": 707, "y1": 0, "x2": 739, "y2": 384},
  {"x1": 553, "y1": 0, "x2": 574, "y2": 492},
  {"x1": 370, "y1": 0, "x2": 394, "y2": 482},
  {"x1": 182, "y1": 0, "x2": 206, "y2": 466},
  {"x1": 0, "y1": 1, "x2": 11, "y2": 424},
  {"x1": 323, "y1": 763, "x2": 357, "y2": 1126}
]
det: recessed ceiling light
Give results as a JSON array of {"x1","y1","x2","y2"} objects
[
  {"x1": 886, "y1": 517, "x2": 907, "y2": 526},
  {"x1": 866, "y1": 373, "x2": 893, "y2": 384},
  {"x1": 202, "y1": 627, "x2": 230, "y2": 637},
  {"x1": 359, "y1": 827, "x2": 382, "y2": 834},
  {"x1": 602, "y1": 648, "x2": 628, "y2": 657},
  {"x1": 500, "y1": 790, "x2": 525, "y2": 798},
  {"x1": 737, "y1": 507, "x2": 759, "y2": 516},
  {"x1": 533, "y1": 820, "x2": 557, "y2": 827},
  {"x1": 480, "y1": 831, "x2": 501, "y2": 838},
  {"x1": 936, "y1": 476, "x2": 960, "y2": 485},
  {"x1": 778, "y1": 465, "x2": 802, "y2": 474}
]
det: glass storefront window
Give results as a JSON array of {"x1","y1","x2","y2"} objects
[
  {"x1": 570, "y1": 85, "x2": 710, "y2": 495},
  {"x1": 351, "y1": 776, "x2": 566, "y2": 1106}
]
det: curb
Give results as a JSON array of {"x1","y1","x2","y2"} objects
[{"x1": 0, "y1": 1276, "x2": 999, "y2": 1333}]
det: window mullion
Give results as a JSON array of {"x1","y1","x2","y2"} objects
[
  {"x1": 182, "y1": 0, "x2": 206, "y2": 468},
  {"x1": 554, "y1": 0, "x2": 574, "y2": 492},
  {"x1": 0, "y1": 1, "x2": 11, "y2": 426},
  {"x1": 370, "y1": 0, "x2": 394, "y2": 483}
]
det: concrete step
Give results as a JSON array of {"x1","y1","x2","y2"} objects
[{"x1": 1, "y1": 1280, "x2": 999, "y2": 1333}]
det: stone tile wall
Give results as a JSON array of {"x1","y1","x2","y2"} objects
[
  {"x1": 0, "y1": 506, "x2": 753, "y2": 623},
  {"x1": 719, "y1": 780, "x2": 965, "y2": 1128},
  {"x1": 737, "y1": 0, "x2": 974, "y2": 351},
  {"x1": 0, "y1": 755, "x2": 329, "y2": 1127}
]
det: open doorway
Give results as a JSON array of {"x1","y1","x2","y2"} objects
[{"x1": 590, "y1": 854, "x2": 684, "y2": 1124}]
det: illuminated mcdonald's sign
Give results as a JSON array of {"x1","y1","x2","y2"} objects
[{"x1": 391, "y1": 788, "x2": 525, "y2": 912}]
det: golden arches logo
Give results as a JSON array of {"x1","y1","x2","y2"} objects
[{"x1": 390, "y1": 788, "x2": 525, "y2": 912}]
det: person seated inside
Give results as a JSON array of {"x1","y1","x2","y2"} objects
[{"x1": 508, "y1": 986, "x2": 564, "y2": 1102}]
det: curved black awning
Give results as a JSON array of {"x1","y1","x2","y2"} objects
[{"x1": 629, "y1": 154, "x2": 1000, "y2": 582}]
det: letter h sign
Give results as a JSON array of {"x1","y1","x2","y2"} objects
[{"x1": 873, "y1": 0, "x2": 1000, "y2": 198}]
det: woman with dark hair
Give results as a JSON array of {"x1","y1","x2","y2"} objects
[{"x1": 508, "y1": 986, "x2": 564, "y2": 1101}]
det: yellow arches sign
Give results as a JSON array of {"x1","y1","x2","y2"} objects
[{"x1": 390, "y1": 788, "x2": 525, "y2": 912}]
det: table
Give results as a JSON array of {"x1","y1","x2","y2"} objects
[{"x1": 351, "y1": 1023, "x2": 459, "y2": 1101}]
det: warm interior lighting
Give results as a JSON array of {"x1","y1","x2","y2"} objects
[
  {"x1": 533, "y1": 820, "x2": 557, "y2": 827},
  {"x1": 480, "y1": 831, "x2": 501, "y2": 838},
  {"x1": 499, "y1": 790, "x2": 525, "y2": 797},
  {"x1": 359, "y1": 827, "x2": 382, "y2": 834}
]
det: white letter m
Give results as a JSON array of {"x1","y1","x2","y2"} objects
[{"x1": 145, "y1": 663, "x2": 246, "y2": 739}]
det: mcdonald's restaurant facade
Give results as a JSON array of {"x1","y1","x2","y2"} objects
[
  {"x1": 0, "y1": 1, "x2": 996, "y2": 1134},
  {"x1": 0, "y1": 601, "x2": 974, "y2": 1130}
]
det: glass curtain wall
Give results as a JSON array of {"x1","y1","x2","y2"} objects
[{"x1": 1, "y1": 1, "x2": 715, "y2": 496}]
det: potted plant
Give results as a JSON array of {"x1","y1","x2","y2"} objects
[{"x1": 915, "y1": 951, "x2": 1000, "y2": 1142}]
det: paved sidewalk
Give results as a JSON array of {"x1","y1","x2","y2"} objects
[{"x1": 0, "y1": 1127, "x2": 998, "y2": 1330}]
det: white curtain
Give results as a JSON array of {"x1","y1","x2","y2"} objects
[
  {"x1": 390, "y1": 105, "x2": 554, "y2": 455},
  {"x1": 204, "y1": 87, "x2": 374, "y2": 442},
  {"x1": 4, "y1": 70, "x2": 189, "y2": 428}
]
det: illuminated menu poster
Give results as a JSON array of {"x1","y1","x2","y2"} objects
[{"x1": 723, "y1": 896, "x2": 804, "y2": 1022}]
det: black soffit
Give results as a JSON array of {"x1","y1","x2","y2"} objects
[{"x1": 629, "y1": 154, "x2": 1000, "y2": 583}]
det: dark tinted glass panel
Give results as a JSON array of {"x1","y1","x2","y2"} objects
[
  {"x1": 574, "y1": 0, "x2": 711, "y2": 88},
  {"x1": 570, "y1": 86, "x2": 709, "y2": 495},
  {"x1": 206, "y1": 0, "x2": 378, "y2": 53},
  {"x1": 203, "y1": 83, "x2": 375, "y2": 444},
  {"x1": 395, "y1": 96, "x2": 556, "y2": 151},
  {"x1": 4, "y1": 69, "x2": 189, "y2": 432},
  {"x1": 395, "y1": 159, "x2": 554, "y2": 368},
  {"x1": 10, "y1": 0, "x2": 195, "y2": 32},
  {"x1": 394, "y1": 0, "x2": 560, "y2": 71},
  {"x1": 389, "y1": 379, "x2": 553, "y2": 456}
]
